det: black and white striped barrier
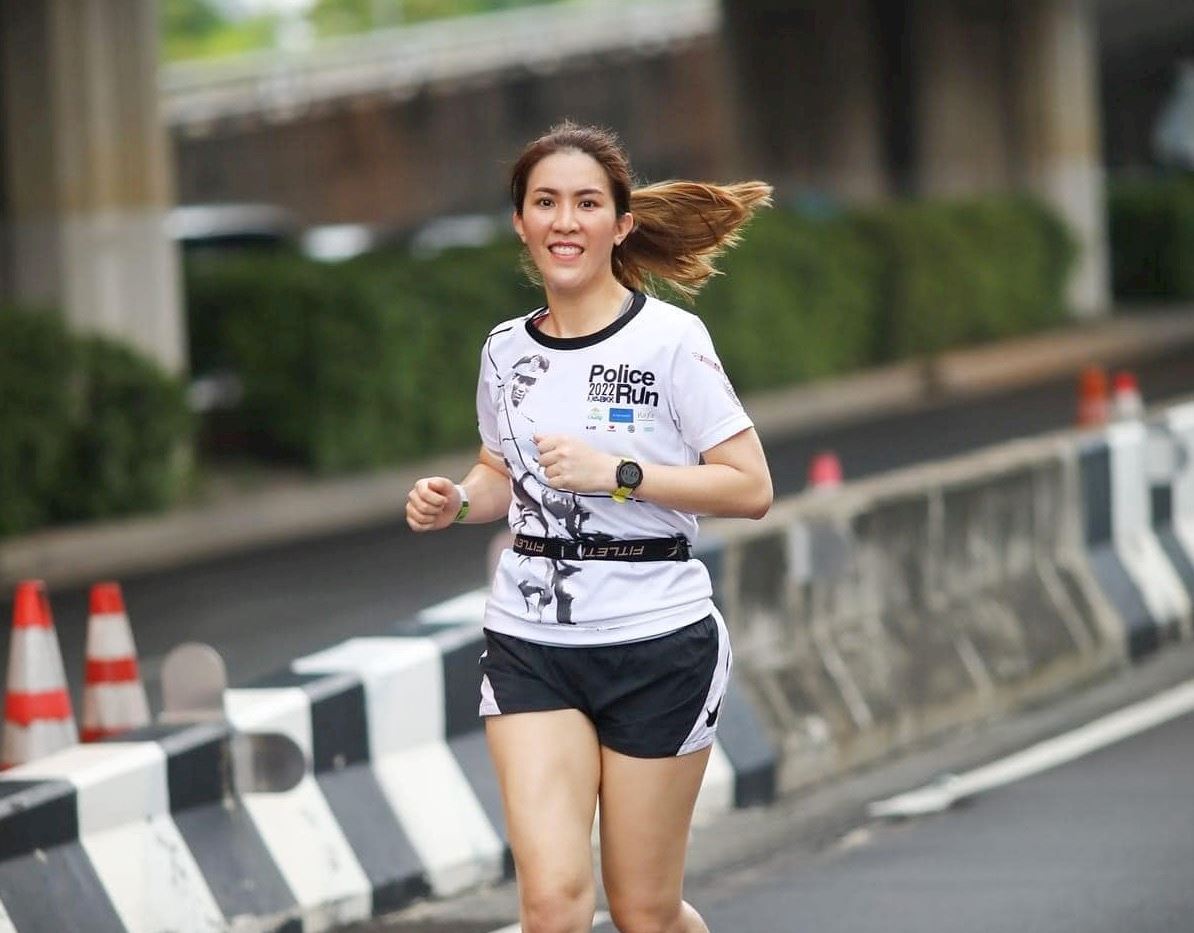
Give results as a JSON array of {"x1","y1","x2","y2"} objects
[
  {"x1": 0, "y1": 605, "x2": 778, "y2": 931},
  {"x1": 1151, "y1": 402, "x2": 1194, "y2": 608},
  {"x1": 1080, "y1": 416, "x2": 1194, "y2": 657},
  {"x1": 0, "y1": 721, "x2": 304, "y2": 932}
]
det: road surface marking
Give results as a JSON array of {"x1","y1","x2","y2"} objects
[{"x1": 868, "y1": 677, "x2": 1194, "y2": 818}]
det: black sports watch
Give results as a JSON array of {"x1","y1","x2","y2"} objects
[{"x1": 612, "y1": 459, "x2": 643, "y2": 503}]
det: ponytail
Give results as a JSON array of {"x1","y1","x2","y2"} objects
[
  {"x1": 510, "y1": 121, "x2": 772, "y2": 300},
  {"x1": 616, "y1": 181, "x2": 773, "y2": 299}
]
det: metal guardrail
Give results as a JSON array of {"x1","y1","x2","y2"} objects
[{"x1": 161, "y1": 0, "x2": 720, "y2": 129}]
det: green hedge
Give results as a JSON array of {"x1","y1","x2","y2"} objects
[
  {"x1": 0, "y1": 308, "x2": 193, "y2": 537},
  {"x1": 187, "y1": 243, "x2": 539, "y2": 472},
  {"x1": 850, "y1": 196, "x2": 1075, "y2": 358},
  {"x1": 1108, "y1": 174, "x2": 1194, "y2": 302},
  {"x1": 185, "y1": 194, "x2": 1075, "y2": 473},
  {"x1": 0, "y1": 309, "x2": 76, "y2": 535},
  {"x1": 697, "y1": 211, "x2": 883, "y2": 392},
  {"x1": 51, "y1": 336, "x2": 193, "y2": 521}
]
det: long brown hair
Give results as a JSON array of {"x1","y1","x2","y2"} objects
[{"x1": 510, "y1": 121, "x2": 772, "y2": 299}]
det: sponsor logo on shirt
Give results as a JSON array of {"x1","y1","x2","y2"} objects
[
  {"x1": 588, "y1": 407, "x2": 604, "y2": 420},
  {"x1": 587, "y1": 363, "x2": 661, "y2": 406},
  {"x1": 609, "y1": 408, "x2": 634, "y2": 423}
]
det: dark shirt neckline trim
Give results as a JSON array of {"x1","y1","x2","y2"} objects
[{"x1": 524, "y1": 291, "x2": 646, "y2": 350}]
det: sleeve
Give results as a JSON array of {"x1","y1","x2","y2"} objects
[
  {"x1": 476, "y1": 337, "x2": 502, "y2": 454},
  {"x1": 670, "y1": 317, "x2": 753, "y2": 453}
]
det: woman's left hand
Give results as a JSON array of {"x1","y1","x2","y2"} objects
[{"x1": 534, "y1": 434, "x2": 620, "y2": 494}]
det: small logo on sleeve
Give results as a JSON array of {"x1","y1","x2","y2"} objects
[{"x1": 693, "y1": 352, "x2": 740, "y2": 406}]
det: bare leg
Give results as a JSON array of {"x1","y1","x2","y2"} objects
[
  {"x1": 486, "y1": 710, "x2": 602, "y2": 933},
  {"x1": 598, "y1": 744, "x2": 712, "y2": 933}
]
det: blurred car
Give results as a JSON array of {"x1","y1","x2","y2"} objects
[
  {"x1": 406, "y1": 213, "x2": 507, "y2": 256},
  {"x1": 300, "y1": 212, "x2": 510, "y2": 262},
  {"x1": 168, "y1": 202, "x2": 301, "y2": 255},
  {"x1": 169, "y1": 203, "x2": 510, "y2": 261},
  {"x1": 1154, "y1": 61, "x2": 1194, "y2": 171}
]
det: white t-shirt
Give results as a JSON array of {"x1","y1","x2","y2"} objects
[{"x1": 477, "y1": 292, "x2": 753, "y2": 646}]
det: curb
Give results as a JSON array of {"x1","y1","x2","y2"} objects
[
  {"x1": 2, "y1": 308, "x2": 1192, "y2": 589},
  {"x1": 744, "y1": 306, "x2": 1194, "y2": 437}
]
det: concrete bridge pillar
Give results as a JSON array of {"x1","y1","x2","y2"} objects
[
  {"x1": 724, "y1": 0, "x2": 887, "y2": 200},
  {"x1": 813, "y1": 0, "x2": 888, "y2": 200},
  {"x1": 0, "y1": 0, "x2": 186, "y2": 372},
  {"x1": 913, "y1": 1, "x2": 1012, "y2": 196},
  {"x1": 912, "y1": 0, "x2": 1108, "y2": 316},
  {"x1": 1008, "y1": 0, "x2": 1109, "y2": 317}
]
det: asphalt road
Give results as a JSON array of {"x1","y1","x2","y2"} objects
[
  {"x1": 677, "y1": 707, "x2": 1194, "y2": 933},
  {"x1": 3, "y1": 344, "x2": 1194, "y2": 711}
]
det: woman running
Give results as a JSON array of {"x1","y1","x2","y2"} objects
[{"x1": 406, "y1": 121, "x2": 773, "y2": 933}]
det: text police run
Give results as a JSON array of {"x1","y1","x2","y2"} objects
[{"x1": 587, "y1": 363, "x2": 661, "y2": 406}]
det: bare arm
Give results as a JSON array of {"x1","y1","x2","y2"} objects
[
  {"x1": 634, "y1": 427, "x2": 772, "y2": 519},
  {"x1": 405, "y1": 445, "x2": 512, "y2": 532},
  {"x1": 534, "y1": 427, "x2": 773, "y2": 520}
]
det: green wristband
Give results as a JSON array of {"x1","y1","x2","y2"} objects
[{"x1": 453, "y1": 484, "x2": 470, "y2": 523}]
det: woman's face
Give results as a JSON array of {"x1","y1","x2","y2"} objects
[{"x1": 514, "y1": 150, "x2": 633, "y2": 299}]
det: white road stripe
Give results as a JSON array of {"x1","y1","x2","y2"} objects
[
  {"x1": 868, "y1": 678, "x2": 1194, "y2": 818},
  {"x1": 489, "y1": 911, "x2": 611, "y2": 933}
]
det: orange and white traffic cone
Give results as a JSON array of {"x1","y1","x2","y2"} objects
[
  {"x1": 81, "y1": 582, "x2": 150, "y2": 742},
  {"x1": 807, "y1": 450, "x2": 843, "y2": 492},
  {"x1": 2, "y1": 581, "x2": 77, "y2": 768},
  {"x1": 1077, "y1": 365, "x2": 1110, "y2": 427},
  {"x1": 1111, "y1": 370, "x2": 1144, "y2": 421}
]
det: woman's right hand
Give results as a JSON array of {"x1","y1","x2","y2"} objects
[{"x1": 406, "y1": 476, "x2": 461, "y2": 532}]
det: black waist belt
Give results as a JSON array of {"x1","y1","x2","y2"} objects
[{"x1": 512, "y1": 534, "x2": 691, "y2": 562}]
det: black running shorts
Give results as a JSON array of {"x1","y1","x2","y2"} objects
[{"x1": 478, "y1": 612, "x2": 732, "y2": 758}]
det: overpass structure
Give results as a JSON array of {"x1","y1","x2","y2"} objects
[
  {"x1": 167, "y1": 0, "x2": 1114, "y2": 317},
  {"x1": 164, "y1": 0, "x2": 738, "y2": 270},
  {"x1": 4, "y1": 0, "x2": 1185, "y2": 370},
  {"x1": 162, "y1": 0, "x2": 720, "y2": 130}
]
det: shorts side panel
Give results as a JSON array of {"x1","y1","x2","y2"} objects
[
  {"x1": 477, "y1": 631, "x2": 577, "y2": 719},
  {"x1": 674, "y1": 608, "x2": 733, "y2": 756},
  {"x1": 595, "y1": 615, "x2": 726, "y2": 759}
]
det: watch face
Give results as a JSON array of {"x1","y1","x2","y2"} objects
[{"x1": 617, "y1": 460, "x2": 644, "y2": 488}]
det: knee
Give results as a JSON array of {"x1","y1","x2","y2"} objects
[
  {"x1": 520, "y1": 875, "x2": 595, "y2": 933},
  {"x1": 606, "y1": 896, "x2": 685, "y2": 933}
]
